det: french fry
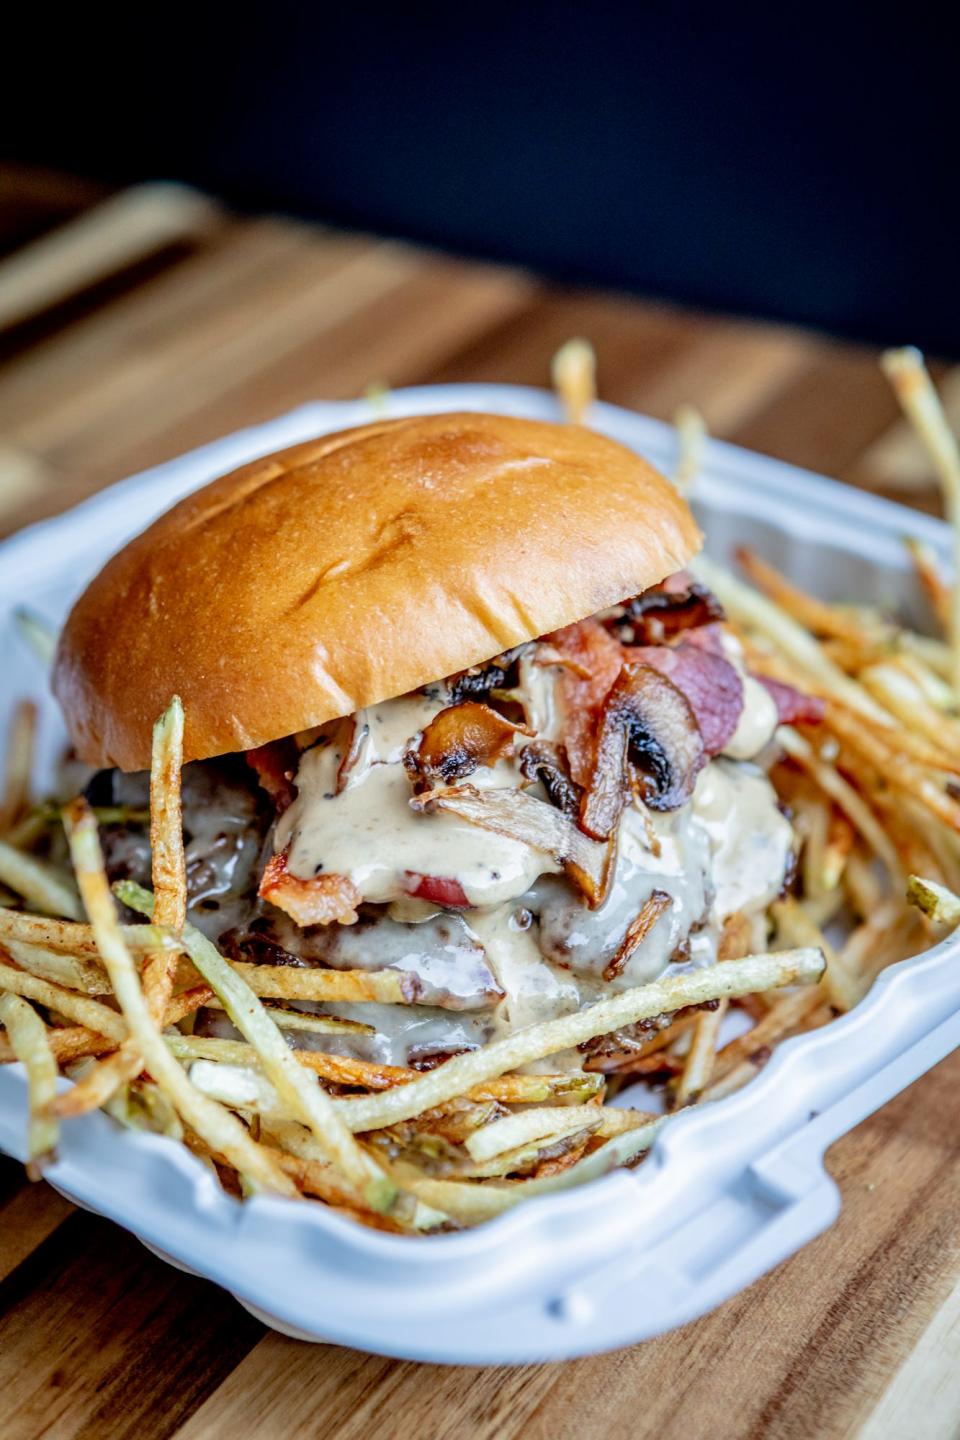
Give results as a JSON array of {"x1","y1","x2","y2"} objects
[
  {"x1": 221, "y1": 961, "x2": 414, "y2": 1005},
  {"x1": 0, "y1": 992, "x2": 58, "y2": 1174},
  {"x1": 674, "y1": 1001, "x2": 726, "y2": 1106},
  {"x1": 0, "y1": 700, "x2": 37, "y2": 834},
  {"x1": 882, "y1": 348, "x2": 960, "y2": 692},
  {"x1": 335, "y1": 950, "x2": 824, "y2": 1132},
  {"x1": 143, "y1": 696, "x2": 187, "y2": 1020},
  {"x1": 906, "y1": 874, "x2": 960, "y2": 928},
  {"x1": 62, "y1": 800, "x2": 296, "y2": 1196},
  {"x1": 464, "y1": 1106, "x2": 603, "y2": 1163},
  {"x1": 674, "y1": 404, "x2": 706, "y2": 493},
  {"x1": 118, "y1": 879, "x2": 396, "y2": 1212},
  {"x1": 0, "y1": 908, "x2": 177, "y2": 961},
  {"x1": 0, "y1": 959, "x2": 127, "y2": 1039},
  {"x1": 551, "y1": 338, "x2": 596, "y2": 425},
  {"x1": 905, "y1": 537, "x2": 952, "y2": 633},
  {"x1": 0, "y1": 841, "x2": 82, "y2": 920}
]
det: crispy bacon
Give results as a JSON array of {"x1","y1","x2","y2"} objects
[
  {"x1": 403, "y1": 872, "x2": 471, "y2": 908},
  {"x1": 630, "y1": 643, "x2": 744, "y2": 755},
  {"x1": 258, "y1": 851, "x2": 361, "y2": 926},
  {"x1": 756, "y1": 676, "x2": 825, "y2": 725},
  {"x1": 406, "y1": 701, "x2": 532, "y2": 790},
  {"x1": 546, "y1": 618, "x2": 624, "y2": 786},
  {"x1": 246, "y1": 739, "x2": 298, "y2": 814},
  {"x1": 620, "y1": 581, "x2": 725, "y2": 645}
]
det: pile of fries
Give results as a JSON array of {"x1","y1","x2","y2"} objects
[{"x1": 1, "y1": 348, "x2": 959, "y2": 1234}]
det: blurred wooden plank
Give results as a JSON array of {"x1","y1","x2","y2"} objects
[
  {"x1": 0, "y1": 184, "x2": 221, "y2": 332},
  {"x1": 857, "y1": 1269, "x2": 960, "y2": 1440},
  {"x1": 0, "y1": 1168, "x2": 73, "y2": 1283},
  {"x1": 727, "y1": 344, "x2": 904, "y2": 481},
  {"x1": 0, "y1": 1212, "x2": 263, "y2": 1440},
  {"x1": 852, "y1": 365, "x2": 960, "y2": 494}
]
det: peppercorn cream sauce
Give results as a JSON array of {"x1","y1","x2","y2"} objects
[{"x1": 269, "y1": 672, "x2": 793, "y2": 1063}]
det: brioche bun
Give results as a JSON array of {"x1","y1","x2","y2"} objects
[{"x1": 54, "y1": 412, "x2": 702, "y2": 770}]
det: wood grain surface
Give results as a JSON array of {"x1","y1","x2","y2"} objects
[{"x1": 1, "y1": 170, "x2": 959, "y2": 1440}]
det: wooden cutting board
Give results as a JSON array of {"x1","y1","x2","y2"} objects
[{"x1": 1, "y1": 169, "x2": 959, "y2": 1440}]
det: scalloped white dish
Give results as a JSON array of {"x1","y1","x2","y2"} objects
[{"x1": 2, "y1": 384, "x2": 959, "y2": 1364}]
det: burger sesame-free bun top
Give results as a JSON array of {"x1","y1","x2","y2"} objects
[{"x1": 54, "y1": 412, "x2": 703, "y2": 770}]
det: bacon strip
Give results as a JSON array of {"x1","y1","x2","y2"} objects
[
  {"x1": 404, "y1": 872, "x2": 471, "y2": 908},
  {"x1": 259, "y1": 852, "x2": 361, "y2": 926},
  {"x1": 631, "y1": 643, "x2": 744, "y2": 755},
  {"x1": 246, "y1": 739, "x2": 298, "y2": 814},
  {"x1": 756, "y1": 676, "x2": 825, "y2": 725},
  {"x1": 546, "y1": 618, "x2": 624, "y2": 786}
]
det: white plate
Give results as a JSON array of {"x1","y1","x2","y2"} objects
[{"x1": 2, "y1": 385, "x2": 959, "y2": 1364}]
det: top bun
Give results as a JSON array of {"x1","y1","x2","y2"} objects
[{"x1": 54, "y1": 412, "x2": 702, "y2": 770}]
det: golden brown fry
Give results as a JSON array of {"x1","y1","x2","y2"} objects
[
  {"x1": 674, "y1": 404, "x2": 707, "y2": 493},
  {"x1": 0, "y1": 992, "x2": 58, "y2": 1173},
  {"x1": 822, "y1": 808, "x2": 856, "y2": 891},
  {"x1": 0, "y1": 700, "x2": 37, "y2": 834},
  {"x1": 62, "y1": 799, "x2": 296, "y2": 1196},
  {"x1": 674, "y1": 1000, "x2": 726, "y2": 1107},
  {"x1": 143, "y1": 696, "x2": 187, "y2": 1022},
  {"x1": 551, "y1": 338, "x2": 596, "y2": 424},
  {"x1": 0, "y1": 842, "x2": 82, "y2": 920},
  {"x1": 778, "y1": 727, "x2": 901, "y2": 880},
  {"x1": 736, "y1": 547, "x2": 872, "y2": 644},
  {"x1": 229, "y1": 962, "x2": 414, "y2": 1004},
  {"x1": 882, "y1": 348, "x2": 960, "y2": 692},
  {"x1": 337, "y1": 951, "x2": 824, "y2": 1132},
  {"x1": 905, "y1": 537, "x2": 952, "y2": 633}
]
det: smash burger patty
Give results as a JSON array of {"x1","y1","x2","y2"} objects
[{"x1": 53, "y1": 413, "x2": 809, "y2": 1068}]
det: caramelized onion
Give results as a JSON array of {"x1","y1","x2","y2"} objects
[
  {"x1": 756, "y1": 676, "x2": 825, "y2": 725},
  {"x1": 602, "y1": 890, "x2": 673, "y2": 981},
  {"x1": 581, "y1": 662, "x2": 705, "y2": 838},
  {"x1": 411, "y1": 784, "x2": 615, "y2": 908},
  {"x1": 258, "y1": 852, "x2": 361, "y2": 926},
  {"x1": 519, "y1": 742, "x2": 582, "y2": 817},
  {"x1": 406, "y1": 701, "x2": 532, "y2": 790}
]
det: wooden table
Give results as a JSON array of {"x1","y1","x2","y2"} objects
[{"x1": 2, "y1": 169, "x2": 959, "y2": 1440}]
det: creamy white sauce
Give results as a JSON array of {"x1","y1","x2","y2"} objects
[
  {"x1": 516, "y1": 651, "x2": 566, "y2": 742},
  {"x1": 465, "y1": 905, "x2": 580, "y2": 1033},
  {"x1": 276, "y1": 693, "x2": 559, "y2": 909},
  {"x1": 691, "y1": 759, "x2": 792, "y2": 921},
  {"x1": 266, "y1": 661, "x2": 794, "y2": 1064},
  {"x1": 532, "y1": 802, "x2": 711, "y2": 987},
  {"x1": 719, "y1": 634, "x2": 779, "y2": 761}
]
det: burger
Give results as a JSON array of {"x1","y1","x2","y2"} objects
[{"x1": 52, "y1": 412, "x2": 802, "y2": 1073}]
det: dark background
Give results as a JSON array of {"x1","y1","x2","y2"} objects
[{"x1": 4, "y1": 4, "x2": 957, "y2": 352}]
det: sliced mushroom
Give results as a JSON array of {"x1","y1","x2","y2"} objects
[
  {"x1": 411, "y1": 783, "x2": 615, "y2": 908},
  {"x1": 405, "y1": 701, "x2": 532, "y2": 791},
  {"x1": 518, "y1": 741, "x2": 582, "y2": 817},
  {"x1": 581, "y1": 661, "x2": 705, "y2": 839}
]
